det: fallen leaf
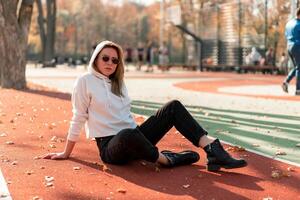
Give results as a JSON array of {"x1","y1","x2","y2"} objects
[
  {"x1": 34, "y1": 156, "x2": 42, "y2": 160},
  {"x1": 45, "y1": 182, "x2": 53, "y2": 187},
  {"x1": 155, "y1": 166, "x2": 160, "y2": 173},
  {"x1": 25, "y1": 170, "x2": 34, "y2": 175},
  {"x1": 226, "y1": 146, "x2": 245, "y2": 152},
  {"x1": 117, "y1": 188, "x2": 126, "y2": 194},
  {"x1": 182, "y1": 184, "x2": 190, "y2": 188},
  {"x1": 287, "y1": 167, "x2": 295, "y2": 172},
  {"x1": 50, "y1": 136, "x2": 58, "y2": 142},
  {"x1": 6, "y1": 141, "x2": 14, "y2": 145},
  {"x1": 263, "y1": 197, "x2": 273, "y2": 200},
  {"x1": 282, "y1": 171, "x2": 291, "y2": 177},
  {"x1": 32, "y1": 196, "x2": 42, "y2": 200},
  {"x1": 0, "y1": 133, "x2": 7, "y2": 137},
  {"x1": 73, "y1": 166, "x2": 81, "y2": 170},
  {"x1": 140, "y1": 161, "x2": 147, "y2": 166},
  {"x1": 58, "y1": 138, "x2": 65, "y2": 143},
  {"x1": 104, "y1": 166, "x2": 112, "y2": 172},
  {"x1": 271, "y1": 170, "x2": 281, "y2": 178},
  {"x1": 45, "y1": 176, "x2": 54, "y2": 182},
  {"x1": 275, "y1": 150, "x2": 287, "y2": 156},
  {"x1": 11, "y1": 161, "x2": 18, "y2": 165},
  {"x1": 49, "y1": 144, "x2": 56, "y2": 148}
]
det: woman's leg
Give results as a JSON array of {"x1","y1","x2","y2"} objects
[
  {"x1": 96, "y1": 128, "x2": 196, "y2": 167},
  {"x1": 139, "y1": 100, "x2": 208, "y2": 146},
  {"x1": 96, "y1": 128, "x2": 159, "y2": 165},
  {"x1": 139, "y1": 100, "x2": 247, "y2": 171}
]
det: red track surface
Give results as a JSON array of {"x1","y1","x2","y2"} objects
[
  {"x1": 175, "y1": 79, "x2": 300, "y2": 101},
  {"x1": 0, "y1": 82, "x2": 299, "y2": 200}
]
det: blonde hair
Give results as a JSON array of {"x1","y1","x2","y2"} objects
[{"x1": 93, "y1": 42, "x2": 125, "y2": 97}]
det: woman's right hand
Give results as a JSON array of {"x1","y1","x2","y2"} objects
[{"x1": 43, "y1": 152, "x2": 69, "y2": 160}]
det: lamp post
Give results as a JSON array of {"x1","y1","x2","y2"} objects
[
  {"x1": 160, "y1": 0, "x2": 165, "y2": 49},
  {"x1": 265, "y1": 0, "x2": 268, "y2": 51}
]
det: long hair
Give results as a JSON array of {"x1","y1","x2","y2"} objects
[{"x1": 93, "y1": 42, "x2": 125, "y2": 97}]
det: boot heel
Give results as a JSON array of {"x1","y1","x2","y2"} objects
[{"x1": 207, "y1": 164, "x2": 221, "y2": 171}]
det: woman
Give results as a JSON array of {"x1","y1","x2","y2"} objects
[{"x1": 44, "y1": 40, "x2": 247, "y2": 171}]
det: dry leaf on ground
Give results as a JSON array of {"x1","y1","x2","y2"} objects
[
  {"x1": 271, "y1": 170, "x2": 281, "y2": 178},
  {"x1": 263, "y1": 197, "x2": 273, "y2": 200},
  {"x1": 275, "y1": 150, "x2": 287, "y2": 156},
  {"x1": 45, "y1": 176, "x2": 54, "y2": 183},
  {"x1": 287, "y1": 167, "x2": 295, "y2": 172},
  {"x1": 6, "y1": 141, "x2": 14, "y2": 145},
  {"x1": 25, "y1": 170, "x2": 34, "y2": 175},
  {"x1": 11, "y1": 161, "x2": 18, "y2": 165},
  {"x1": 117, "y1": 188, "x2": 127, "y2": 194},
  {"x1": 226, "y1": 146, "x2": 245, "y2": 152},
  {"x1": 0, "y1": 133, "x2": 7, "y2": 137},
  {"x1": 73, "y1": 166, "x2": 81, "y2": 170}
]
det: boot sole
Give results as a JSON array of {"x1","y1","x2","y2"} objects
[
  {"x1": 161, "y1": 150, "x2": 200, "y2": 167},
  {"x1": 207, "y1": 162, "x2": 248, "y2": 172}
]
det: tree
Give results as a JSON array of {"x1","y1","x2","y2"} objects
[
  {"x1": 0, "y1": 0, "x2": 34, "y2": 89},
  {"x1": 36, "y1": 0, "x2": 56, "y2": 67}
]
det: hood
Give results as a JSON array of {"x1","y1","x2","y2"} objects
[{"x1": 88, "y1": 40, "x2": 115, "y2": 80}]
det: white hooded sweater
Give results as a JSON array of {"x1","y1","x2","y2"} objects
[{"x1": 67, "y1": 41, "x2": 137, "y2": 142}]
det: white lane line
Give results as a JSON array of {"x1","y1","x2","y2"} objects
[{"x1": 0, "y1": 169, "x2": 12, "y2": 200}]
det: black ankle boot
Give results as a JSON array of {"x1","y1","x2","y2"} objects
[
  {"x1": 204, "y1": 139, "x2": 247, "y2": 171},
  {"x1": 161, "y1": 150, "x2": 200, "y2": 167}
]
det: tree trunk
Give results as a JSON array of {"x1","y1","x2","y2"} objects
[
  {"x1": 44, "y1": 0, "x2": 56, "y2": 64},
  {"x1": 36, "y1": 0, "x2": 46, "y2": 62},
  {"x1": 36, "y1": 0, "x2": 56, "y2": 67},
  {"x1": 0, "y1": 0, "x2": 33, "y2": 89}
]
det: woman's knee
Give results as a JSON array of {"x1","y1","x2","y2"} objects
[{"x1": 167, "y1": 99, "x2": 183, "y2": 108}]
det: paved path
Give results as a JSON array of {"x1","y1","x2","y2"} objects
[{"x1": 26, "y1": 65, "x2": 300, "y2": 115}]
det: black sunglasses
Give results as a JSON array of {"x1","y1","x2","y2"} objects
[{"x1": 101, "y1": 55, "x2": 120, "y2": 65}]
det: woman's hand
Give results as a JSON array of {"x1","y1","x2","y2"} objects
[
  {"x1": 43, "y1": 152, "x2": 69, "y2": 160},
  {"x1": 43, "y1": 139, "x2": 76, "y2": 160}
]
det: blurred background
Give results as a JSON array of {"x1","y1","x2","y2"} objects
[{"x1": 26, "y1": 0, "x2": 299, "y2": 71}]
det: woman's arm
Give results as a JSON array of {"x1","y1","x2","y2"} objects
[
  {"x1": 43, "y1": 140, "x2": 76, "y2": 160},
  {"x1": 44, "y1": 77, "x2": 89, "y2": 160}
]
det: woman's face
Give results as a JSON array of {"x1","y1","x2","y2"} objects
[{"x1": 95, "y1": 47, "x2": 119, "y2": 77}]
